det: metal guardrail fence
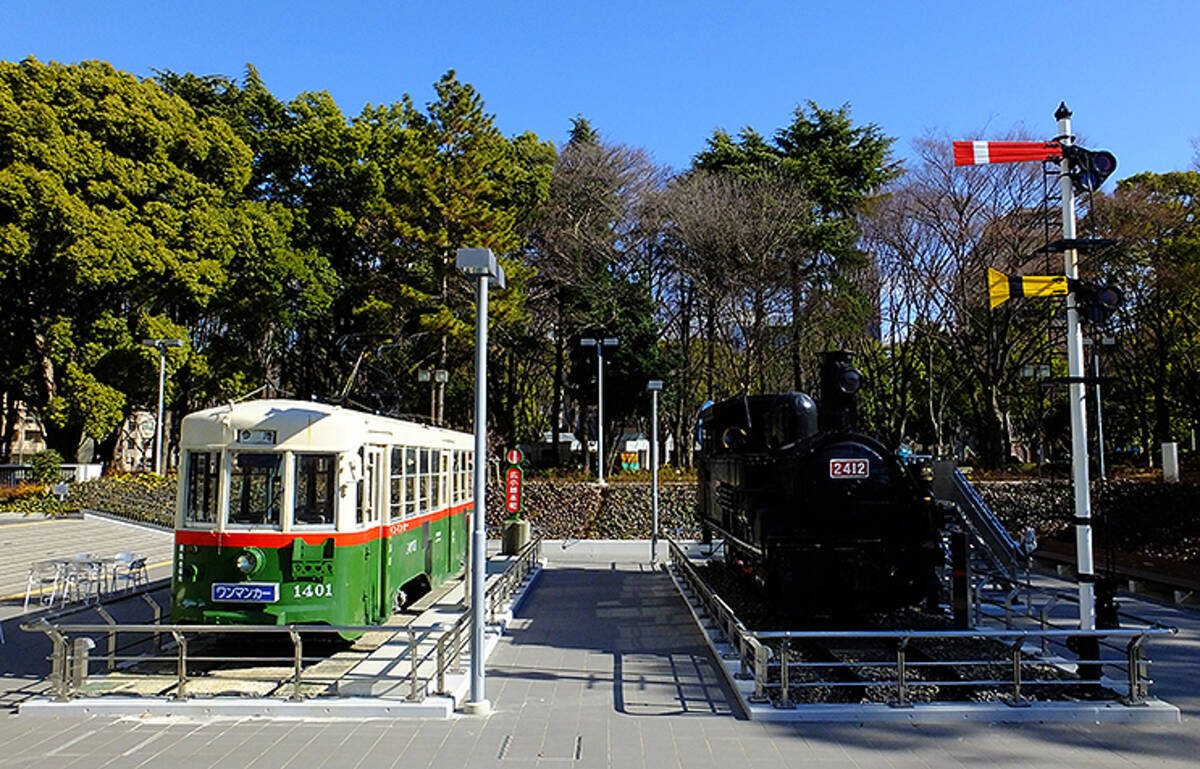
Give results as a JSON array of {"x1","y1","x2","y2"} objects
[
  {"x1": 434, "y1": 535, "x2": 542, "y2": 695},
  {"x1": 0, "y1": 464, "x2": 102, "y2": 487},
  {"x1": 666, "y1": 539, "x2": 1177, "y2": 709},
  {"x1": 21, "y1": 535, "x2": 543, "y2": 703}
]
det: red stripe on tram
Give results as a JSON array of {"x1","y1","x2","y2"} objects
[{"x1": 175, "y1": 501, "x2": 474, "y2": 548}]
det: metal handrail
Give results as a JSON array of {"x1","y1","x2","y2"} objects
[
  {"x1": 666, "y1": 538, "x2": 1176, "y2": 708},
  {"x1": 22, "y1": 534, "x2": 545, "y2": 704},
  {"x1": 21, "y1": 618, "x2": 441, "y2": 702},
  {"x1": 950, "y1": 469, "x2": 1025, "y2": 580},
  {"x1": 436, "y1": 534, "x2": 542, "y2": 694}
]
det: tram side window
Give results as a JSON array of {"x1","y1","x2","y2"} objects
[
  {"x1": 390, "y1": 447, "x2": 405, "y2": 520},
  {"x1": 404, "y1": 447, "x2": 418, "y2": 518},
  {"x1": 431, "y1": 451, "x2": 444, "y2": 509},
  {"x1": 451, "y1": 451, "x2": 460, "y2": 504},
  {"x1": 185, "y1": 451, "x2": 219, "y2": 526},
  {"x1": 419, "y1": 448, "x2": 433, "y2": 515},
  {"x1": 229, "y1": 453, "x2": 283, "y2": 527},
  {"x1": 294, "y1": 454, "x2": 335, "y2": 526}
]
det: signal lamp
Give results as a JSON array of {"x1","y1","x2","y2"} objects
[
  {"x1": 1069, "y1": 279, "x2": 1123, "y2": 324},
  {"x1": 838, "y1": 368, "x2": 862, "y2": 395},
  {"x1": 1062, "y1": 145, "x2": 1117, "y2": 192}
]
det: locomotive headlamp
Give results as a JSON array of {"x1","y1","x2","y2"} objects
[
  {"x1": 235, "y1": 548, "x2": 262, "y2": 575},
  {"x1": 837, "y1": 368, "x2": 862, "y2": 395}
]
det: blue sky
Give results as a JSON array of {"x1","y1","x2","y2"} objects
[{"x1": 3, "y1": 1, "x2": 1196, "y2": 180}]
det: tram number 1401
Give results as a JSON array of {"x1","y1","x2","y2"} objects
[{"x1": 293, "y1": 583, "x2": 334, "y2": 599}]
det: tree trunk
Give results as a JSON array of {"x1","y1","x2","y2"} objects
[
  {"x1": 705, "y1": 296, "x2": 715, "y2": 400},
  {"x1": 790, "y1": 264, "x2": 803, "y2": 390},
  {"x1": 550, "y1": 292, "x2": 565, "y2": 468},
  {"x1": 677, "y1": 278, "x2": 693, "y2": 468}
]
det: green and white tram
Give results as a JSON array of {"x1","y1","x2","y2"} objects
[{"x1": 171, "y1": 400, "x2": 472, "y2": 631}]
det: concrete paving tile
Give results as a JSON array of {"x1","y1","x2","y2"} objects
[
  {"x1": 498, "y1": 730, "x2": 545, "y2": 761},
  {"x1": 706, "y1": 735, "x2": 746, "y2": 762},
  {"x1": 51, "y1": 725, "x2": 149, "y2": 765},
  {"x1": 607, "y1": 735, "x2": 645, "y2": 765},
  {"x1": 741, "y1": 735, "x2": 787, "y2": 761}
]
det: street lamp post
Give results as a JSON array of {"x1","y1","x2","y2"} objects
[
  {"x1": 140, "y1": 338, "x2": 186, "y2": 474},
  {"x1": 417, "y1": 369, "x2": 449, "y2": 424},
  {"x1": 580, "y1": 337, "x2": 618, "y2": 484},
  {"x1": 647, "y1": 380, "x2": 662, "y2": 563},
  {"x1": 455, "y1": 248, "x2": 505, "y2": 717}
]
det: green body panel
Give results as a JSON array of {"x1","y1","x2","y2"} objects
[{"x1": 171, "y1": 510, "x2": 469, "y2": 635}]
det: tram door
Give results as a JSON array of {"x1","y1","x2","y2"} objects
[{"x1": 362, "y1": 446, "x2": 387, "y2": 621}]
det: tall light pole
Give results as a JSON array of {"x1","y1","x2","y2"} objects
[
  {"x1": 141, "y1": 338, "x2": 185, "y2": 474},
  {"x1": 456, "y1": 247, "x2": 505, "y2": 717},
  {"x1": 580, "y1": 337, "x2": 618, "y2": 484},
  {"x1": 647, "y1": 380, "x2": 662, "y2": 563}
]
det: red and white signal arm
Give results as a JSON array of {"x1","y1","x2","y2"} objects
[
  {"x1": 505, "y1": 448, "x2": 524, "y2": 465},
  {"x1": 953, "y1": 141, "x2": 1062, "y2": 166},
  {"x1": 829, "y1": 458, "x2": 869, "y2": 479}
]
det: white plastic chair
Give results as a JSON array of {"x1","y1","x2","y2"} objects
[
  {"x1": 23, "y1": 561, "x2": 64, "y2": 611},
  {"x1": 112, "y1": 553, "x2": 148, "y2": 592},
  {"x1": 62, "y1": 559, "x2": 103, "y2": 605}
]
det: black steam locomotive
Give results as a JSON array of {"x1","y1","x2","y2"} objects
[{"x1": 696, "y1": 351, "x2": 944, "y2": 616}]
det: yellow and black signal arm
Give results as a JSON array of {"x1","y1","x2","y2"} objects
[{"x1": 987, "y1": 268, "x2": 1070, "y2": 308}]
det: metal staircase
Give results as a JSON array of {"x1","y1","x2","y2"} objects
[{"x1": 932, "y1": 461, "x2": 1026, "y2": 584}]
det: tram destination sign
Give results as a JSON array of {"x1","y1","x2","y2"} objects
[{"x1": 212, "y1": 582, "x2": 279, "y2": 603}]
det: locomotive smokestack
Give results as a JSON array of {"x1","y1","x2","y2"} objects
[{"x1": 818, "y1": 350, "x2": 862, "y2": 432}]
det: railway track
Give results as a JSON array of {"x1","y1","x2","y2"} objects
[{"x1": 689, "y1": 560, "x2": 1120, "y2": 705}]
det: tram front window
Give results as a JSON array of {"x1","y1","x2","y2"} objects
[
  {"x1": 228, "y1": 452, "x2": 282, "y2": 527},
  {"x1": 294, "y1": 453, "x2": 335, "y2": 526}
]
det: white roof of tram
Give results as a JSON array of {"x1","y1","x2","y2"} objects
[{"x1": 179, "y1": 399, "x2": 472, "y2": 452}]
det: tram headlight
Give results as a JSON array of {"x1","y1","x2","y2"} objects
[{"x1": 235, "y1": 548, "x2": 262, "y2": 576}]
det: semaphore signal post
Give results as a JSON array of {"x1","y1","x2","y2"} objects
[{"x1": 954, "y1": 103, "x2": 1119, "y2": 635}]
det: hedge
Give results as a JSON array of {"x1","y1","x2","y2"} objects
[{"x1": 5, "y1": 474, "x2": 1195, "y2": 563}]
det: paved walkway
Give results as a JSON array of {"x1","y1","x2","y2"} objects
[
  {"x1": 0, "y1": 512, "x2": 173, "y2": 622},
  {"x1": 0, "y1": 541, "x2": 1197, "y2": 768}
]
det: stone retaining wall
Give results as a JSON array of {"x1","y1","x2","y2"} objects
[{"x1": 976, "y1": 479, "x2": 1200, "y2": 563}]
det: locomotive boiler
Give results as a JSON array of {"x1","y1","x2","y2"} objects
[{"x1": 696, "y1": 351, "x2": 944, "y2": 615}]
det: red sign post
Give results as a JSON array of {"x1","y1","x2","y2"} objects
[
  {"x1": 505, "y1": 467, "x2": 522, "y2": 515},
  {"x1": 504, "y1": 448, "x2": 523, "y2": 517}
]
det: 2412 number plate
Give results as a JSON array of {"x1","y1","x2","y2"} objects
[{"x1": 829, "y1": 459, "x2": 869, "y2": 479}]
